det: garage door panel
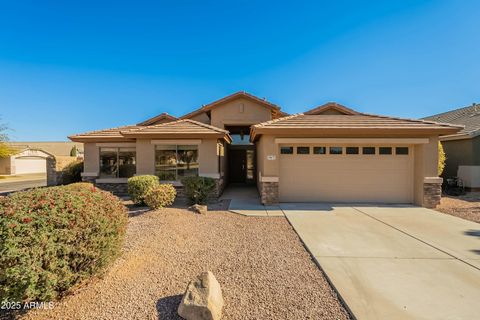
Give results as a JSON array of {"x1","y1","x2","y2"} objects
[
  {"x1": 279, "y1": 151, "x2": 413, "y2": 203},
  {"x1": 14, "y1": 158, "x2": 46, "y2": 174}
]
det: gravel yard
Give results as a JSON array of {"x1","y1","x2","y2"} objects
[
  {"x1": 22, "y1": 208, "x2": 350, "y2": 320},
  {"x1": 436, "y1": 192, "x2": 480, "y2": 223}
]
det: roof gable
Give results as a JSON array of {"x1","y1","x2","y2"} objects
[
  {"x1": 121, "y1": 119, "x2": 232, "y2": 142},
  {"x1": 180, "y1": 91, "x2": 283, "y2": 120},
  {"x1": 137, "y1": 113, "x2": 177, "y2": 126},
  {"x1": 304, "y1": 102, "x2": 360, "y2": 115}
]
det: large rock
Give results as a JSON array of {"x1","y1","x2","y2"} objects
[
  {"x1": 189, "y1": 204, "x2": 207, "y2": 215},
  {"x1": 178, "y1": 271, "x2": 224, "y2": 320}
]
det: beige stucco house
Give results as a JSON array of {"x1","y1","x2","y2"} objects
[{"x1": 69, "y1": 92, "x2": 462, "y2": 208}]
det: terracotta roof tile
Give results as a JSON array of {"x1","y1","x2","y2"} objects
[
  {"x1": 69, "y1": 125, "x2": 140, "y2": 141},
  {"x1": 121, "y1": 119, "x2": 229, "y2": 135}
]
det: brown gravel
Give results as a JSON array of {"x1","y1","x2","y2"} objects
[
  {"x1": 22, "y1": 208, "x2": 350, "y2": 320},
  {"x1": 436, "y1": 193, "x2": 480, "y2": 223}
]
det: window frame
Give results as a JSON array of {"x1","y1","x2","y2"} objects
[
  {"x1": 296, "y1": 146, "x2": 310, "y2": 154},
  {"x1": 379, "y1": 147, "x2": 393, "y2": 155},
  {"x1": 280, "y1": 146, "x2": 294, "y2": 155},
  {"x1": 395, "y1": 147, "x2": 409, "y2": 155},
  {"x1": 346, "y1": 147, "x2": 359, "y2": 155},
  {"x1": 362, "y1": 147, "x2": 376, "y2": 155},
  {"x1": 99, "y1": 147, "x2": 136, "y2": 178},
  {"x1": 329, "y1": 146, "x2": 343, "y2": 155},
  {"x1": 313, "y1": 146, "x2": 326, "y2": 155},
  {"x1": 155, "y1": 144, "x2": 199, "y2": 181}
]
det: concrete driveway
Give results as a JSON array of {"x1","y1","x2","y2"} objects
[{"x1": 281, "y1": 203, "x2": 480, "y2": 320}]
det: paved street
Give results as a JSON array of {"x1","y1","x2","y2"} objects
[{"x1": 0, "y1": 173, "x2": 47, "y2": 194}]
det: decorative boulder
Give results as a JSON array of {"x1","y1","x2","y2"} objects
[
  {"x1": 178, "y1": 271, "x2": 224, "y2": 320},
  {"x1": 189, "y1": 204, "x2": 207, "y2": 215}
]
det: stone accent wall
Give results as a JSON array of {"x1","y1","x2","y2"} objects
[
  {"x1": 96, "y1": 183, "x2": 129, "y2": 197},
  {"x1": 260, "y1": 181, "x2": 279, "y2": 205},
  {"x1": 213, "y1": 177, "x2": 225, "y2": 198},
  {"x1": 423, "y1": 181, "x2": 442, "y2": 208},
  {"x1": 46, "y1": 156, "x2": 59, "y2": 186}
]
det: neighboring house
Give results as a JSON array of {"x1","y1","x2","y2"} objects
[
  {"x1": 0, "y1": 142, "x2": 83, "y2": 175},
  {"x1": 423, "y1": 103, "x2": 480, "y2": 189},
  {"x1": 69, "y1": 91, "x2": 461, "y2": 208}
]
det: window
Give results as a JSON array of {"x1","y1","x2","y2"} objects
[
  {"x1": 396, "y1": 147, "x2": 409, "y2": 155},
  {"x1": 100, "y1": 147, "x2": 136, "y2": 178},
  {"x1": 346, "y1": 147, "x2": 359, "y2": 155},
  {"x1": 379, "y1": 147, "x2": 392, "y2": 155},
  {"x1": 313, "y1": 146, "x2": 326, "y2": 154},
  {"x1": 329, "y1": 147, "x2": 343, "y2": 155},
  {"x1": 280, "y1": 146, "x2": 293, "y2": 154},
  {"x1": 297, "y1": 146, "x2": 310, "y2": 154},
  {"x1": 362, "y1": 147, "x2": 376, "y2": 155},
  {"x1": 155, "y1": 145, "x2": 198, "y2": 180}
]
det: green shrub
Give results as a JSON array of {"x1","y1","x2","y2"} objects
[
  {"x1": 181, "y1": 176, "x2": 216, "y2": 205},
  {"x1": 127, "y1": 175, "x2": 160, "y2": 205},
  {"x1": 144, "y1": 184, "x2": 177, "y2": 209},
  {"x1": 0, "y1": 183, "x2": 128, "y2": 302},
  {"x1": 60, "y1": 160, "x2": 84, "y2": 185}
]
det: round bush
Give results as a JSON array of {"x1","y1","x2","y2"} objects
[
  {"x1": 0, "y1": 183, "x2": 128, "y2": 302},
  {"x1": 181, "y1": 176, "x2": 216, "y2": 205},
  {"x1": 127, "y1": 175, "x2": 160, "y2": 205},
  {"x1": 144, "y1": 184, "x2": 177, "y2": 209}
]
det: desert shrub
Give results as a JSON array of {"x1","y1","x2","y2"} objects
[
  {"x1": 60, "y1": 160, "x2": 84, "y2": 185},
  {"x1": 144, "y1": 184, "x2": 176, "y2": 209},
  {"x1": 0, "y1": 184, "x2": 128, "y2": 302},
  {"x1": 127, "y1": 175, "x2": 159, "y2": 205},
  {"x1": 63, "y1": 182, "x2": 95, "y2": 191},
  {"x1": 181, "y1": 176, "x2": 216, "y2": 205},
  {"x1": 438, "y1": 141, "x2": 446, "y2": 176}
]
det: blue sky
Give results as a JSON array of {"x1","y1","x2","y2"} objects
[{"x1": 0, "y1": 0, "x2": 479, "y2": 141}]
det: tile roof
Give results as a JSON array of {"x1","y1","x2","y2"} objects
[
  {"x1": 180, "y1": 91, "x2": 284, "y2": 119},
  {"x1": 121, "y1": 119, "x2": 230, "y2": 136},
  {"x1": 137, "y1": 112, "x2": 177, "y2": 126},
  {"x1": 422, "y1": 103, "x2": 480, "y2": 136},
  {"x1": 304, "y1": 102, "x2": 360, "y2": 115},
  {"x1": 254, "y1": 113, "x2": 460, "y2": 129},
  {"x1": 251, "y1": 113, "x2": 463, "y2": 140},
  {"x1": 69, "y1": 125, "x2": 140, "y2": 141}
]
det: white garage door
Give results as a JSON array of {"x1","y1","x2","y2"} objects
[
  {"x1": 279, "y1": 145, "x2": 414, "y2": 203},
  {"x1": 14, "y1": 157, "x2": 46, "y2": 174}
]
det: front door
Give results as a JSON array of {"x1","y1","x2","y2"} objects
[{"x1": 229, "y1": 149, "x2": 246, "y2": 183}]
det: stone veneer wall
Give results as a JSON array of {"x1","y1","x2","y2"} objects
[
  {"x1": 423, "y1": 181, "x2": 442, "y2": 208},
  {"x1": 82, "y1": 176, "x2": 225, "y2": 201},
  {"x1": 260, "y1": 181, "x2": 279, "y2": 205}
]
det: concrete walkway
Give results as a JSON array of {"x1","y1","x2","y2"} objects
[
  {"x1": 220, "y1": 185, "x2": 284, "y2": 217},
  {"x1": 281, "y1": 203, "x2": 480, "y2": 320}
]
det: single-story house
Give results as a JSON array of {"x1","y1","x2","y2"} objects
[
  {"x1": 0, "y1": 142, "x2": 83, "y2": 175},
  {"x1": 423, "y1": 103, "x2": 480, "y2": 189},
  {"x1": 69, "y1": 91, "x2": 461, "y2": 208}
]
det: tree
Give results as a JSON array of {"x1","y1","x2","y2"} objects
[
  {"x1": 70, "y1": 146, "x2": 78, "y2": 157},
  {"x1": 438, "y1": 141, "x2": 446, "y2": 176},
  {"x1": 0, "y1": 121, "x2": 14, "y2": 158}
]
